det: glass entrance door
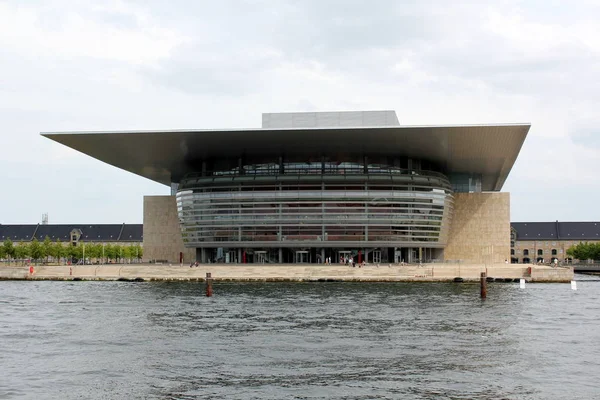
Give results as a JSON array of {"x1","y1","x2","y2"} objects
[
  {"x1": 256, "y1": 251, "x2": 267, "y2": 264},
  {"x1": 373, "y1": 250, "x2": 382, "y2": 264},
  {"x1": 295, "y1": 251, "x2": 309, "y2": 263},
  {"x1": 337, "y1": 250, "x2": 352, "y2": 264},
  {"x1": 227, "y1": 251, "x2": 236, "y2": 263}
]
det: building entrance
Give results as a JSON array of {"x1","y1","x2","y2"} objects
[
  {"x1": 295, "y1": 251, "x2": 310, "y2": 263},
  {"x1": 226, "y1": 250, "x2": 237, "y2": 263},
  {"x1": 256, "y1": 251, "x2": 267, "y2": 264},
  {"x1": 337, "y1": 250, "x2": 352, "y2": 264},
  {"x1": 372, "y1": 250, "x2": 382, "y2": 264}
]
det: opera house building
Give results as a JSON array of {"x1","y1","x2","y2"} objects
[{"x1": 43, "y1": 110, "x2": 529, "y2": 265}]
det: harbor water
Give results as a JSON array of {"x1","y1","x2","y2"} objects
[{"x1": 1, "y1": 277, "x2": 599, "y2": 399}]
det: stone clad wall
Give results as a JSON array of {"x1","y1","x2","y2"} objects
[
  {"x1": 143, "y1": 196, "x2": 194, "y2": 263},
  {"x1": 531, "y1": 266, "x2": 574, "y2": 282},
  {"x1": 444, "y1": 192, "x2": 510, "y2": 264}
]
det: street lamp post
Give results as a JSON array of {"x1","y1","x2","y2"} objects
[{"x1": 102, "y1": 243, "x2": 105, "y2": 265}]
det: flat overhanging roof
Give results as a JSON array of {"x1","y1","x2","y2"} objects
[{"x1": 42, "y1": 124, "x2": 530, "y2": 191}]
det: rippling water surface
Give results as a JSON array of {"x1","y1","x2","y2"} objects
[{"x1": 1, "y1": 277, "x2": 599, "y2": 399}]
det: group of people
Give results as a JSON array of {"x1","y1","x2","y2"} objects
[
  {"x1": 322, "y1": 255, "x2": 365, "y2": 268},
  {"x1": 339, "y1": 255, "x2": 366, "y2": 268}
]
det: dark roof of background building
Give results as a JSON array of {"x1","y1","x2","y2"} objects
[
  {"x1": 0, "y1": 225, "x2": 37, "y2": 241},
  {"x1": 120, "y1": 224, "x2": 143, "y2": 242},
  {"x1": 558, "y1": 222, "x2": 600, "y2": 240},
  {"x1": 0, "y1": 224, "x2": 143, "y2": 242},
  {"x1": 511, "y1": 222, "x2": 600, "y2": 241}
]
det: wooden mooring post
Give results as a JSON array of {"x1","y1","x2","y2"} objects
[
  {"x1": 206, "y1": 272, "x2": 213, "y2": 297},
  {"x1": 480, "y1": 272, "x2": 487, "y2": 299}
]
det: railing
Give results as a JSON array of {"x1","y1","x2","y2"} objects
[
  {"x1": 182, "y1": 167, "x2": 450, "y2": 181},
  {"x1": 177, "y1": 168, "x2": 454, "y2": 247}
]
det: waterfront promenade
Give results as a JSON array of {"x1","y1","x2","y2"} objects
[{"x1": 0, "y1": 263, "x2": 573, "y2": 282}]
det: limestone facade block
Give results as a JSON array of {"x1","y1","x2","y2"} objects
[
  {"x1": 143, "y1": 196, "x2": 195, "y2": 263},
  {"x1": 444, "y1": 192, "x2": 510, "y2": 264}
]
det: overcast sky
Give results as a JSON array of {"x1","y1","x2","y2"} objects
[{"x1": 1, "y1": 0, "x2": 600, "y2": 224}]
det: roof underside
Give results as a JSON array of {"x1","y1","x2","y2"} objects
[{"x1": 42, "y1": 124, "x2": 530, "y2": 191}]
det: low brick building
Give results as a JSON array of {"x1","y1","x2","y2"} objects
[
  {"x1": 510, "y1": 221, "x2": 600, "y2": 264},
  {"x1": 0, "y1": 223, "x2": 142, "y2": 251}
]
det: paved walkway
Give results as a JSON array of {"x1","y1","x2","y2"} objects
[{"x1": 0, "y1": 263, "x2": 574, "y2": 282}]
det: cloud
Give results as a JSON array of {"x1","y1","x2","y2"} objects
[
  {"x1": 1, "y1": 0, "x2": 600, "y2": 223},
  {"x1": 0, "y1": 1, "x2": 187, "y2": 65},
  {"x1": 144, "y1": 44, "x2": 283, "y2": 96}
]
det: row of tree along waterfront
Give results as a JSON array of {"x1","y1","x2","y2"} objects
[
  {"x1": 565, "y1": 242, "x2": 600, "y2": 262},
  {"x1": 3, "y1": 237, "x2": 598, "y2": 265},
  {"x1": 0, "y1": 237, "x2": 143, "y2": 264}
]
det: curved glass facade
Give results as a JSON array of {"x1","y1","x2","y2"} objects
[{"x1": 177, "y1": 159, "x2": 455, "y2": 255}]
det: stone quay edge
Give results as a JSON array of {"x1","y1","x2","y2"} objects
[{"x1": 0, "y1": 263, "x2": 574, "y2": 283}]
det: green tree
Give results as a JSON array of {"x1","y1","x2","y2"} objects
[
  {"x1": 567, "y1": 244, "x2": 583, "y2": 260},
  {"x1": 81, "y1": 243, "x2": 90, "y2": 263},
  {"x1": 83, "y1": 242, "x2": 101, "y2": 263},
  {"x1": 51, "y1": 239, "x2": 64, "y2": 264},
  {"x1": 580, "y1": 242, "x2": 593, "y2": 260},
  {"x1": 566, "y1": 242, "x2": 600, "y2": 262},
  {"x1": 102, "y1": 244, "x2": 110, "y2": 262},
  {"x1": 112, "y1": 244, "x2": 120, "y2": 262},
  {"x1": 30, "y1": 238, "x2": 43, "y2": 263},
  {"x1": 100, "y1": 243, "x2": 107, "y2": 263},
  {"x1": 115, "y1": 245, "x2": 124, "y2": 262},
  {"x1": 593, "y1": 246, "x2": 600, "y2": 261},
  {"x1": 0, "y1": 244, "x2": 5, "y2": 260},
  {"x1": 50, "y1": 239, "x2": 62, "y2": 264},
  {"x1": 104, "y1": 244, "x2": 117, "y2": 262},
  {"x1": 69, "y1": 244, "x2": 82, "y2": 263},
  {"x1": 580, "y1": 242, "x2": 592, "y2": 260},
  {"x1": 566, "y1": 246, "x2": 574, "y2": 259},
  {"x1": 122, "y1": 245, "x2": 132, "y2": 261},
  {"x1": 14, "y1": 241, "x2": 30, "y2": 261},
  {"x1": 3, "y1": 239, "x2": 15, "y2": 264},
  {"x1": 42, "y1": 236, "x2": 53, "y2": 263},
  {"x1": 133, "y1": 244, "x2": 143, "y2": 261}
]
